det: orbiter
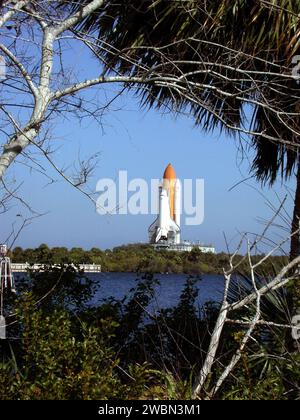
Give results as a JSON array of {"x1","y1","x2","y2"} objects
[{"x1": 149, "y1": 163, "x2": 181, "y2": 245}]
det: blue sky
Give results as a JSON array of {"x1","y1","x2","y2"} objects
[
  {"x1": 1, "y1": 94, "x2": 294, "y2": 254},
  {"x1": 0, "y1": 40, "x2": 295, "y2": 254}
]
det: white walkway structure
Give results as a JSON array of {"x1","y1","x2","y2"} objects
[{"x1": 11, "y1": 263, "x2": 101, "y2": 273}]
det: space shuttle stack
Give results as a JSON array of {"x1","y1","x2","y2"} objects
[{"x1": 149, "y1": 163, "x2": 181, "y2": 245}]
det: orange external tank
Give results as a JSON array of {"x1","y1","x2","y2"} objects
[{"x1": 163, "y1": 163, "x2": 176, "y2": 221}]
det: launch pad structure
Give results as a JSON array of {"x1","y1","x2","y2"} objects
[
  {"x1": 0, "y1": 244, "x2": 16, "y2": 340},
  {"x1": 152, "y1": 241, "x2": 215, "y2": 253}
]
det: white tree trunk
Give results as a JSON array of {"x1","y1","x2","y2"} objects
[{"x1": 0, "y1": 127, "x2": 38, "y2": 178}]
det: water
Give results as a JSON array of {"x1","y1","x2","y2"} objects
[
  {"x1": 13, "y1": 271, "x2": 226, "y2": 313},
  {"x1": 88, "y1": 272, "x2": 225, "y2": 312}
]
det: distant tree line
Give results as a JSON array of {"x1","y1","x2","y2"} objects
[{"x1": 9, "y1": 244, "x2": 288, "y2": 276}]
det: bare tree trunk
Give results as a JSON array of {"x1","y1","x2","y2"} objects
[
  {"x1": 0, "y1": 127, "x2": 38, "y2": 179},
  {"x1": 286, "y1": 158, "x2": 300, "y2": 399},
  {"x1": 289, "y1": 158, "x2": 300, "y2": 308},
  {"x1": 290, "y1": 158, "x2": 300, "y2": 261}
]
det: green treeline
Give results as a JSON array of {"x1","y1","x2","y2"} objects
[{"x1": 10, "y1": 243, "x2": 288, "y2": 275}]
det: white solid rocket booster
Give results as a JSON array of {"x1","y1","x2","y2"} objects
[{"x1": 149, "y1": 163, "x2": 181, "y2": 245}]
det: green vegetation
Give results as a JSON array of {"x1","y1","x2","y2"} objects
[
  {"x1": 0, "y1": 267, "x2": 298, "y2": 399},
  {"x1": 9, "y1": 244, "x2": 288, "y2": 276}
]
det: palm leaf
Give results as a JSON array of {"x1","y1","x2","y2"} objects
[{"x1": 68, "y1": 0, "x2": 300, "y2": 184}]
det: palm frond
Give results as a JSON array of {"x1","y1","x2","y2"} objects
[{"x1": 68, "y1": 0, "x2": 300, "y2": 184}]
